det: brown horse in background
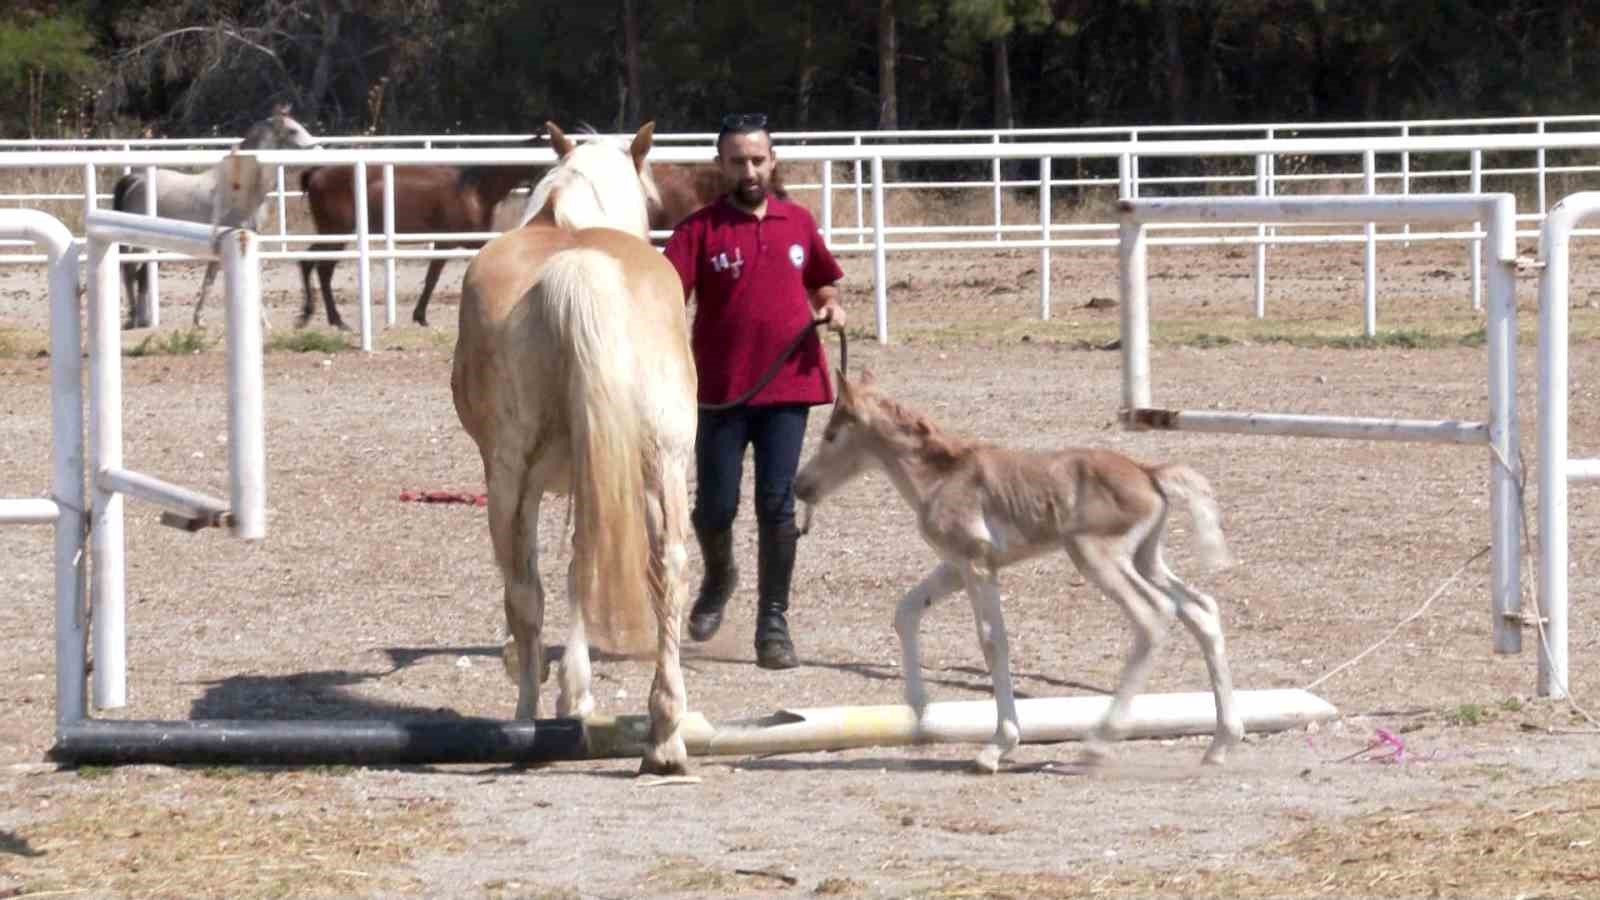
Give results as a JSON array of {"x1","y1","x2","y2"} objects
[
  {"x1": 298, "y1": 135, "x2": 544, "y2": 329},
  {"x1": 648, "y1": 161, "x2": 787, "y2": 230}
]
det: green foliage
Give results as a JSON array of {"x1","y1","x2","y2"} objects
[
  {"x1": 268, "y1": 329, "x2": 349, "y2": 354},
  {"x1": 1444, "y1": 703, "x2": 1489, "y2": 726},
  {"x1": 0, "y1": 10, "x2": 98, "y2": 136},
  {"x1": 127, "y1": 328, "x2": 212, "y2": 357}
]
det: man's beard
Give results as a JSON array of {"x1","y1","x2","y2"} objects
[{"x1": 732, "y1": 180, "x2": 767, "y2": 207}]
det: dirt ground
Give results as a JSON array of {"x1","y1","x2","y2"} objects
[{"x1": 4, "y1": 229, "x2": 1600, "y2": 898}]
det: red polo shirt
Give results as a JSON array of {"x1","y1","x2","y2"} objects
[{"x1": 664, "y1": 196, "x2": 844, "y2": 407}]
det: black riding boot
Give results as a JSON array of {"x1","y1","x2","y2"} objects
[
  {"x1": 754, "y1": 523, "x2": 800, "y2": 670},
  {"x1": 687, "y1": 527, "x2": 738, "y2": 642}
]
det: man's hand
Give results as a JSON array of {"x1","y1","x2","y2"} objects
[{"x1": 814, "y1": 301, "x2": 846, "y2": 332}]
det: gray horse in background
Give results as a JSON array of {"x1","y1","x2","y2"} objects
[{"x1": 111, "y1": 105, "x2": 318, "y2": 329}]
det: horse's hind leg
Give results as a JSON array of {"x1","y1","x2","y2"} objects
[
  {"x1": 640, "y1": 462, "x2": 692, "y2": 776},
  {"x1": 412, "y1": 257, "x2": 449, "y2": 327},
  {"x1": 120, "y1": 257, "x2": 144, "y2": 329},
  {"x1": 192, "y1": 261, "x2": 219, "y2": 328},
  {"x1": 556, "y1": 559, "x2": 596, "y2": 719},
  {"x1": 488, "y1": 461, "x2": 546, "y2": 719},
  {"x1": 1135, "y1": 534, "x2": 1243, "y2": 765},
  {"x1": 1066, "y1": 534, "x2": 1175, "y2": 765}
]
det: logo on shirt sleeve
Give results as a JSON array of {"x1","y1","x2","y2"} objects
[{"x1": 788, "y1": 243, "x2": 805, "y2": 268}]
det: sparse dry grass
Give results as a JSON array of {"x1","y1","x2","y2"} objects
[
  {"x1": 0, "y1": 767, "x2": 461, "y2": 898},
  {"x1": 918, "y1": 778, "x2": 1600, "y2": 899}
]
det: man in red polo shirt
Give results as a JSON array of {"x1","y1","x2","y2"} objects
[{"x1": 663, "y1": 113, "x2": 847, "y2": 670}]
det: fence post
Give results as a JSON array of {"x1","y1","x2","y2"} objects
[
  {"x1": 1470, "y1": 150, "x2": 1483, "y2": 312},
  {"x1": 1117, "y1": 154, "x2": 1149, "y2": 413},
  {"x1": 1401, "y1": 125, "x2": 1411, "y2": 247},
  {"x1": 1254, "y1": 154, "x2": 1268, "y2": 318},
  {"x1": 820, "y1": 161, "x2": 834, "y2": 245},
  {"x1": 221, "y1": 229, "x2": 266, "y2": 541},
  {"x1": 1362, "y1": 150, "x2": 1377, "y2": 337},
  {"x1": 142, "y1": 164, "x2": 160, "y2": 328},
  {"x1": 853, "y1": 136, "x2": 866, "y2": 245},
  {"x1": 354, "y1": 161, "x2": 373, "y2": 352},
  {"x1": 992, "y1": 132, "x2": 1003, "y2": 242},
  {"x1": 1483, "y1": 194, "x2": 1520, "y2": 661},
  {"x1": 1038, "y1": 156, "x2": 1051, "y2": 320},
  {"x1": 871, "y1": 155, "x2": 888, "y2": 344},
  {"x1": 86, "y1": 234, "x2": 127, "y2": 710},
  {"x1": 383, "y1": 164, "x2": 397, "y2": 327}
]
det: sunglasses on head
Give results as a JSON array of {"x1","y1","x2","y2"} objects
[{"x1": 720, "y1": 113, "x2": 768, "y2": 131}]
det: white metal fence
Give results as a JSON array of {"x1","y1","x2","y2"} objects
[{"x1": 6, "y1": 116, "x2": 1600, "y2": 350}]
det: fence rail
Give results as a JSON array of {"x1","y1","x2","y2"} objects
[{"x1": 5, "y1": 118, "x2": 1600, "y2": 348}]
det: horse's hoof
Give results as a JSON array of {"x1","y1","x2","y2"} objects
[
  {"x1": 413, "y1": 315, "x2": 429, "y2": 327},
  {"x1": 974, "y1": 746, "x2": 1003, "y2": 774},
  {"x1": 555, "y1": 692, "x2": 595, "y2": 719},
  {"x1": 638, "y1": 755, "x2": 689, "y2": 777}
]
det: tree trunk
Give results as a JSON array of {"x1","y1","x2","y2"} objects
[
  {"x1": 1162, "y1": 0, "x2": 1186, "y2": 122},
  {"x1": 622, "y1": 0, "x2": 641, "y2": 128},
  {"x1": 796, "y1": 0, "x2": 818, "y2": 130},
  {"x1": 993, "y1": 37, "x2": 1013, "y2": 130},
  {"x1": 877, "y1": 0, "x2": 897, "y2": 130},
  {"x1": 308, "y1": 0, "x2": 346, "y2": 124},
  {"x1": 878, "y1": 0, "x2": 897, "y2": 179}
]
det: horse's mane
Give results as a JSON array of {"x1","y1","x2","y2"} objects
[
  {"x1": 520, "y1": 133, "x2": 660, "y2": 237},
  {"x1": 868, "y1": 391, "x2": 972, "y2": 467}
]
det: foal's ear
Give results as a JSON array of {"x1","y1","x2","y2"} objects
[
  {"x1": 630, "y1": 121, "x2": 656, "y2": 173},
  {"x1": 546, "y1": 121, "x2": 576, "y2": 158}
]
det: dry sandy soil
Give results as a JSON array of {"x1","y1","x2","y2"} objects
[{"x1": 4, "y1": 226, "x2": 1600, "y2": 898}]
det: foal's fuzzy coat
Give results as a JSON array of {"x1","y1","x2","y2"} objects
[{"x1": 793, "y1": 370, "x2": 1243, "y2": 772}]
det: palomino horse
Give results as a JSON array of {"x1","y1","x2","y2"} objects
[
  {"x1": 299, "y1": 134, "x2": 544, "y2": 329},
  {"x1": 452, "y1": 121, "x2": 698, "y2": 775},
  {"x1": 111, "y1": 104, "x2": 318, "y2": 328},
  {"x1": 793, "y1": 370, "x2": 1244, "y2": 774}
]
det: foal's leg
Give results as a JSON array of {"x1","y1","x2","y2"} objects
[
  {"x1": 961, "y1": 565, "x2": 1021, "y2": 774},
  {"x1": 893, "y1": 561, "x2": 963, "y2": 722},
  {"x1": 192, "y1": 260, "x2": 219, "y2": 328},
  {"x1": 1137, "y1": 539, "x2": 1244, "y2": 765},
  {"x1": 412, "y1": 256, "x2": 450, "y2": 327},
  {"x1": 640, "y1": 466, "x2": 693, "y2": 776},
  {"x1": 1067, "y1": 534, "x2": 1175, "y2": 764}
]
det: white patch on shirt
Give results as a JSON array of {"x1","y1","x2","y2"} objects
[{"x1": 788, "y1": 243, "x2": 805, "y2": 268}]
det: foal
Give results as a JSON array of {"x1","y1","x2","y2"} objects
[{"x1": 793, "y1": 370, "x2": 1244, "y2": 773}]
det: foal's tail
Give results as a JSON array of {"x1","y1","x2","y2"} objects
[
  {"x1": 541, "y1": 249, "x2": 655, "y2": 656},
  {"x1": 1149, "y1": 464, "x2": 1234, "y2": 570}
]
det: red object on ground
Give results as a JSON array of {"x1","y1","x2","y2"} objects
[{"x1": 399, "y1": 489, "x2": 487, "y2": 506}]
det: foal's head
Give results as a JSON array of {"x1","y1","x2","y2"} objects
[
  {"x1": 796, "y1": 370, "x2": 958, "y2": 521},
  {"x1": 521, "y1": 120, "x2": 662, "y2": 237}
]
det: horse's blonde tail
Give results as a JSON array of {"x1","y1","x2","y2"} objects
[
  {"x1": 1149, "y1": 464, "x2": 1235, "y2": 570},
  {"x1": 540, "y1": 249, "x2": 655, "y2": 656}
]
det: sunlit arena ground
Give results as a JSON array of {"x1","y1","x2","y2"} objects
[{"x1": 5, "y1": 217, "x2": 1600, "y2": 897}]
